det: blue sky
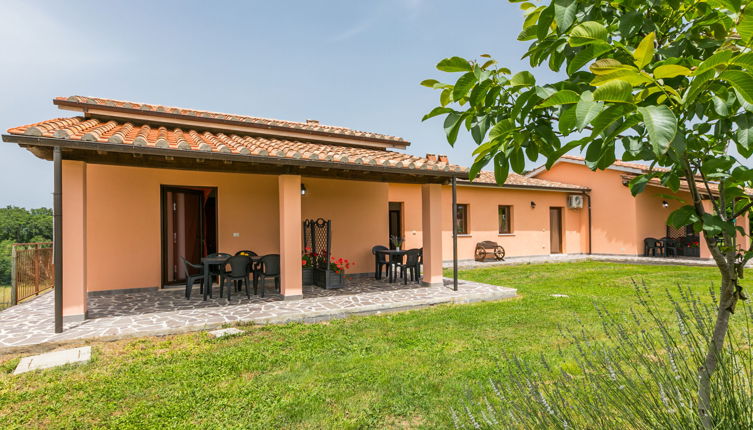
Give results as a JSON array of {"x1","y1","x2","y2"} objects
[{"x1": 0, "y1": 0, "x2": 562, "y2": 208}]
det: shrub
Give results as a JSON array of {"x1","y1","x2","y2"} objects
[{"x1": 454, "y1": 283, "x2": 753, "y2": 429}]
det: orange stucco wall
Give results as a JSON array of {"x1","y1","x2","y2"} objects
[
  {"x1": 536, "y1": 162, "x2": 639, "y2": 255},
  {"x1": 68, "y1": 163, "x2": 387, "y2": 296},
  {"x1": 300, "y1": 177, "x2": 388, "y2": 275},
  {"x1": 388, "y1": 183, "x2": 587, "y2": 260}
]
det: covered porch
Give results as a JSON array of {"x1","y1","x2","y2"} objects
[{"x1": 2, "y1": 96, "x2": 470, "y2": 333}]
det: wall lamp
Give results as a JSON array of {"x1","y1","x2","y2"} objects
[
  {"x1": 530, "y1": 201, "x2": 536, "y2": 209},
  {"x1": 662, "y1": 200, "x2": 669, "y2": 208},
  {"x1": 301, "y1": 183, "x2": 307, "y2": 196}
]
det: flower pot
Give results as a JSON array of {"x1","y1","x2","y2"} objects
[
  {"x1": 313, "y1": 268, "x2": 344, "y2": 289},
  {"x1": 302, "y1": 267, "x2": 314, "y2": 286}
]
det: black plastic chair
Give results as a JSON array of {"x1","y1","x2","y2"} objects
[
  {"x1": 395, "y1": 249, "x2": 421, "y2": 284},
  {"x1": 257, "y1": 254, "x2": 281, "y2": 298},
  {"x1": 219, "y1": 255, "x2": 252, "y2": 300},
  {"x1": 643, "y1": 237, "x2": 661, "y2": 256},
  {"x1": 372, "y1": 245, "x2": 389, "y2": 280},
  {"x1": 235, "y1": 250, "x2": 258, "y2": 290},
  {"x1": 181, "y1": 257, "x2": 205, "y2": 299},
  {"x1": 661, "y1": 237, "x2": 679, "y2": 257}
]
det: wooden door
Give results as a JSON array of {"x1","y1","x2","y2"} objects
[{"x1": 549, "y1": 207, "x2": 563, "y2": 254}]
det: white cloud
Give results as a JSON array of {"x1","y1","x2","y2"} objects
[{"x1": 331, "y1": 19, "x2": 375, "y2": 42}]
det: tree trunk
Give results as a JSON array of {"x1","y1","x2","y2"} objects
[{"x1": 698, "y1": 262, "x2": 739, "y2": 429}]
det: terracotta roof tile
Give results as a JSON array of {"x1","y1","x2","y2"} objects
[
  {"x1": 560, "y1": 154, "x2": 670, "y2": 173},
  {"x1": 466, "y1": 170, "x2": 588, "y2": 190},
  {"x1": 55, "y1": 96, "x2": 408, "y2": 144},
  {"x1": 7, "y1": 116, "x2": 465, "y2": 174}
]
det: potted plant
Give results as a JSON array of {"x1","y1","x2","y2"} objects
[
  {"x1": 313, "y1": 252, "x2": 354, "y2": 289},
  {"x1": 302, "y1": 247, "x2": 315, "y2": 285},
  {"x1": 390, "y1": 235, "x2": 404, "y2": 251}
]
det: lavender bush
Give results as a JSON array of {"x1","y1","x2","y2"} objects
[{"x1": 454, "y1": 283, "x2": 753, "y2": 429}]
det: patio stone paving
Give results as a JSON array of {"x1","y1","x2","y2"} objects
[{"x1": 0, "y1": 277, "x2": 516, "y2": 351}]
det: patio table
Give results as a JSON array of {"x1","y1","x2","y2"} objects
[
  {"x1": 201, "y1": 255, "x2": 260, "y2": 300},
  {"x1": 375, "y1": 249, "x2": 407, "y2": 283}
]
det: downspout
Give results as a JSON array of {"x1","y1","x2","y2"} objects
[
  {"x1": 53, "y1": 146, "x2": 63, "y2": 333},
  {"x1": 452, "y1": 176, "x2": 458, "y2": 291},
  {"x1": 585, "y1": 191, "x2": 592, "y2": 255}
]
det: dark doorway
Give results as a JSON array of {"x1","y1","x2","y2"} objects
[
  {"x1": 388, "y1": 202, "x2": 403, "y2": 248},
  {"x1": 161, "y1": 186, "x2": 218, "y2": 286},
  {"x1": 549, "y1": 207, "x2": 563, "y2": 254}
]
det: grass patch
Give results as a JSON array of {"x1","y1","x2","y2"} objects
[{"x1": 0, "y1": 262, "x2": 723, "y2": 428}]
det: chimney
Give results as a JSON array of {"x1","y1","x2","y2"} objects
[
  {"x1": 426, "y1": 153, "x2": 437, "y2": 162},
  {"x1": 438, "y1": 154, "x2": 449, "y2": 163},
  {"x1": 306, "y1": 119, "x2": 320, "y2": 125}
]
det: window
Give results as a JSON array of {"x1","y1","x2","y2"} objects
[
  {"x1": 498, "y1": 205, "x2": 512, "y2": 234},
  {"x1": 456, "y1": 204, "x2": 469, "y2": 234}
]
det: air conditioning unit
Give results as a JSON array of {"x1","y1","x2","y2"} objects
[{"x1": 567, "y1": 194, "x2": 584, "y2": 209}]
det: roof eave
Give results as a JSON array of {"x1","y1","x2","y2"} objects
[
  {"x1": 2, "y1": 134, "x2": 465, "y2": 184},
  {"x1": 457, "y1": 181, "x2": 589, "y2": 193}
]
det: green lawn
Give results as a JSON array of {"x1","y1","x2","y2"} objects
[{"x1": 0, "y1": 262, "x2": 724, "y2": 429}]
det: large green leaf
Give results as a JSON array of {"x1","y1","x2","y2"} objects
[
  {"x1": 590, "y1": 104, "x2": 632, "y2": 137},
  {"x1": 739, "y1": 7, "x2": 753, "y2": 45},
  {"x1": 591, "y1": 69, "x2": 652, "y2": 87},
  {"x1": 589, "y1": 59, "x2": 636, "y2": 75},
  {"x1": 510, "y1": 71, "x2": 536, "y2": 87},
  {"x1": 536, "y1": 90, "x2": 580, "y2": 108},
  {"x1": 632, "y1": 32, "x2": 656, "y2": 69},
  {"x1": 553, "y1": 0, "x2": 577, "y2": 31},
  {"x1": 422, "y1": 107, "x2": 453, "y2": 121},
  {"x1": 682, "y1": 70, "x2": 714, "y2": 105},
  {"x1": 718, "y1": 70, "x2": 753, "y2": 104},
  {"x1": 731, "y1": 52, "x2": 753, "y2": 72},
  {"x1": 537, "y1": 5, "x2": 554, "y2": 39},
  {"x1": 619, "y1": 11, "x2": 642, "y2": 38},
  {"x1": 558, "y1": 105, "x2": 577, "y2": 134},
  {"x1": 568, "y1": 21, "x2": 608, "y2": 47},
  {"x1": 654, "y1": 65, "x2": 691, "y2": 79},
  {"x1": 488, "y1": 118, "x2": 515, "y2": 139},
  {"x1": 575, "y1": 91, "x2": 604, "y2": 131},
  {"x1": 637, "y1": 105, "x2": 677, "y2": 156},
  {"x1": 469, "y1": 152, "x2": 493, "y2": 181},
  {"x1": 567, "y1": 44, "x2": 611, "y2": 75},
  {"x1": 493, "y1": 153, "x2": 510, "y2": 184},
  {"x1": 452, "y1": 72, "x2": 477, "y2": 102},
  {"x1": 667, "y1": 205, "x2": 699, "y2": 228},
  {"x1": 443, "y1": 112, "x2": 463, "y2": 145},
  {"x1": 735, "y1": 112, "x2": 753, "y2": 156},
  {"x1": 692, "y1": 50, "x2": 733, "y2": 76},
  {"x1": 436, "y1": 57, "x2": 472, "y2": 72},
  {"x1": 592, "y1": 80, "x2": 633, "y2": 103}
]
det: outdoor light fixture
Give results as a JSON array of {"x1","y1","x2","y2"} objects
[
  {"x1": 530, "y1": 201, "x2": 536, "y2": 209},
  {"x1": 662, "y1": 200, "x2": 669, "y2": 208},
  {"x1": 300, "y1": 184, "x2": 307, "y2": 196}
]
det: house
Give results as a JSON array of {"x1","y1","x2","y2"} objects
[
  {"x1": 4, "y1": 96, "x2": 740, "y2": 331},
  {"x1": 3, "y1": 96, "x2": 468, "y2": 327},
  {"x1": 388, "y1": 171, "x2": 590, "y2": 259}
]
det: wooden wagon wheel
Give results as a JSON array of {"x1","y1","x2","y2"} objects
[
  {"x1": 494, "y1": 246, "x2": 506, "y2": 261},
  {"x1": 474, "y1": 247, "x2": 486, "y2": 262}
]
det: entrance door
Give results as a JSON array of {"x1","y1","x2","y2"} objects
[
  {"x1": 161, "y1": 187, "x2": 218, "y2": 286},
  {"x1": 549, "y1": 207, "x2": 563, "y2": 254},
  {"x1": 388, "y1": 202, "x2": 403, "y2": 248}
]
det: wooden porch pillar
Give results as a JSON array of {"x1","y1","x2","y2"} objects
[
  {"x1": 279, "y1": 175, "x2": 303, "y2": 299},
  {"x1": 61, "y1": 160, "x2": 88, "y2": 322},
  {"x1": 421, "y1": 183, "x2": 443, "y2": 286}
]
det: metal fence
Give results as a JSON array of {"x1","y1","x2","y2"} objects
[{"x1": 6, "y1": 242, "x2": 54, "y2": 308}]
